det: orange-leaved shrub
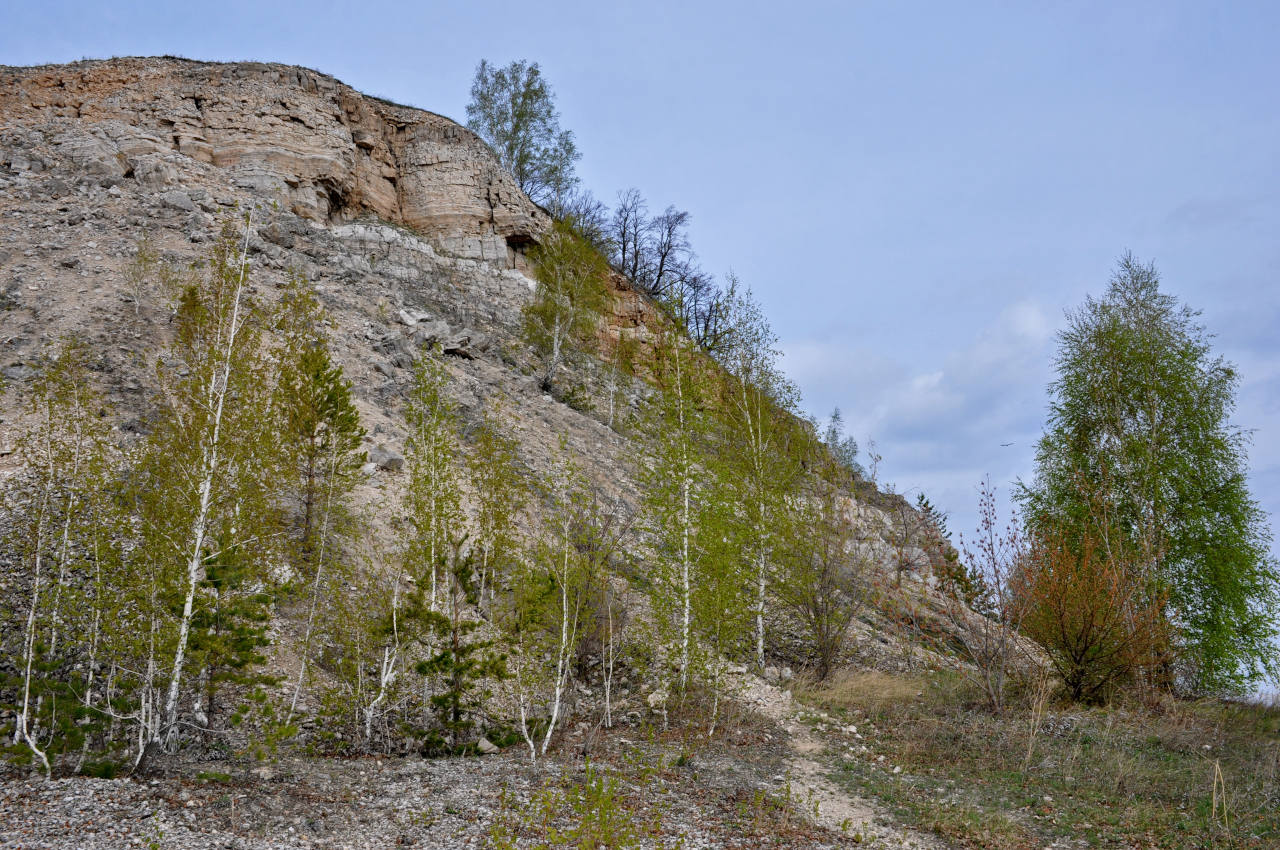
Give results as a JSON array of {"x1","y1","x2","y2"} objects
[{"x1": 1015, "y1": 521, "x2": 1170, "y2": 703}]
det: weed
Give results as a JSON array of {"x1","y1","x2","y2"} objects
[
  {"x1": 804, "y1": 668, "x2": 1280, "y2": 849},
  {"x1": 195, "y1": 770, "x2": 233, "y2": 783}
]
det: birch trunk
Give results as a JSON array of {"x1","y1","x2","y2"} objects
[
  {"x1": 540, "y1": 529, "x2": 574, "y2": 756},
  {"x1": 160, "y1": 216, "x2": 252, "y2": 746}
]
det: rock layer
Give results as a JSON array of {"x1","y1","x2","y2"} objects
[{"x1": 0, "y1": 57, "x2": 550, "y2": 266}]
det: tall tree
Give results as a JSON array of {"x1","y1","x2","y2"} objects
[
  {"x1": 466, "y1": 398, "x2": 527, "y2": 609},
  {"x1": 274, "y1": 275, "x2": 365, "y2": 566},
  {"x1": 774, "y1": 428, "x2": 868, "y2": 682},
  {"x1": 466, "y1": 59, "x2": 579, "y2": 208},
  {"x1": 134, "y1": 217, "x2": 283, "y2": 763},
  {"x1": 3, "y1": 340, "x2": 120, "y2": 776},
  {"x1": 1019, "y1": 254, "x2": 1278, "y2": 693},
  {"x1": 641, "y1": 335, "x2": 747, "y2": 697},
  {"x1": 611, "y1": 188, "x2": 648, "y2": 284},
  {"x1": 714, "y1": 281, "x2": 801, "y2": 669},
  {"x1": 404, "y1": 349, "x2": 465, "y2": 612}
]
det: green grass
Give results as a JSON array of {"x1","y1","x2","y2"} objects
[{"x1": 799, "y1": 670, "x2": 1280, "y2": 849}]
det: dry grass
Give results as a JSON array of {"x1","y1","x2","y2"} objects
[
  {"x1": 794, "y1": 669, "x2": 927, "y2": 716},
  {"x1": 799, "y1": 667, "x2": 1280, "y2": 849}
]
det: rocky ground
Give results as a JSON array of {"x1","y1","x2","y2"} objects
[{"x1": 0, "y1": 675, "x2": 951, "y2": 849}]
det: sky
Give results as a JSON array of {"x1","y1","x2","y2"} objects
[{"x1": 4, "y1": 1, "x2": 1279, "y2": 562}]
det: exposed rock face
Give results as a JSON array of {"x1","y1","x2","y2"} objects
[
  {"x1": 0, "y1": 57, "x2": 550, "y2": 266},
  {"x1": 0, "y1": 55, "x2": 947, "y2": 698}
]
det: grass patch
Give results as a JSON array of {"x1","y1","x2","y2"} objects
[{"x1": 800, "y1": 669, "x2": 1280, "y2": 849}]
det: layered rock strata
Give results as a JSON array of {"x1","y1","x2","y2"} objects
[{"x1": 0, "y1": 57, "x2": 549, "y2": 266}]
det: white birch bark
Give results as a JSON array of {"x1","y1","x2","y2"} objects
[
  {"x1": 160, "y1": 215, "x2": 252, "y2": 745},
  {"x1": 540, "y1": 521, "x2": 575, "y2": 756}
]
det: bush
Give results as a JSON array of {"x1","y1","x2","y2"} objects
[{"x1": 1016, "y1": 520, "x2": 1170, "y2": 703}]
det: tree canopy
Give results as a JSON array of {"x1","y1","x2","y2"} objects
[
  {"x1": 466, "y1": 59, "x2": 579, "y2": 210},
  {"x1": 1018, "y1": 253, "x2": 1278, "y2": 694}
]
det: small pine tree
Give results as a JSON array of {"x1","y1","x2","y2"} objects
[
  {"x1": 274, "y1": 276, "x2": 365, "y2": 567},
  {"x1": 409, "y1": 546, "x2": 507, "y2": 753}
]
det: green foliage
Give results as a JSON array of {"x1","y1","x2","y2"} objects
[
  {"x1": 821, "y1": 407, "x2": 862, "y2": 480},
  {"x1": 466, "y1": 398, "x2": 528, "y2": 607},
  {"x1": 135, "y1": 216, "x2": 286, "y2": 752},
  {"x1": 1019, "y1": 254, "x2": 1279, "y2": 694},
  {"x1": 641, "y1": 336, "x2": 753, "y2": 698},
  {"x1": 714, "y1": 281, "x2": 804, "y2": 668},
  {"x1": 465, "y1": 58, "x2": 579, "y2": 208},
  {"x1": 524, "y1": 220, "x2": 611, "y2": 391},
  {"x1": 404, "y1": 348, "x2": 465, "y2": 609},
  {"x1": 407, "y1": 546, "x2": 507, "y2": 753},
  {"x1": 273, "y1": 274, "x2": 365, "y2": 567},
  {"x1": 1, "y1": 339, "x2": 124, "y2": 775},
  {"x1": 774, "y1": 434, "x2": 868, "y2": 681},
  {"x1": 186, "y1": 527, "x2": 277, "y2": 719}
]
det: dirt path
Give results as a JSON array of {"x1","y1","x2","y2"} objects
[{"x1": 732, "y1": 673, "x2": 950, "y2": 849}]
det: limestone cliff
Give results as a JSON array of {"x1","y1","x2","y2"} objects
[{"x1": 0, "y1": 57, "x2": 549, "y2": 266}]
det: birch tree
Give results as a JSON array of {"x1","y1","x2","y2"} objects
[
  {"x1": 133, "y1": 216, "x2": 283, "y2": 763},
  {"x1": 714, "y1": 280, "x2": 801, "y2": 669},
  {"x1": 640, "y1": 335, "x2": 731, "y2": 695},
  {"x1": 499, "y1": 445, "x2": 592, "y2": 758},
  {"x1": 466, "y1": 399, "x2": 526, "y2": 609},
  {"x1": 3, "y1": 341, "x2": 119, "y2": 775},
  {"x1": 404, "y1": 349, "x2": 464, "y2": 613},
  {"x1": 523, "y1": 220, "x2": 610, "y2": 392}
]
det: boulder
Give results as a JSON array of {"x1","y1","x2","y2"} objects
[
  {"x1": 398, "y1": 308, "x2": 432, "y2": 327},
  {"x1": 368, "y1": 444, "x2": 404, "y2": 471},
  {"x1": 161, "y1": 190, "x2": 195, "y2": 212},
  {"x1": 411, "y1": 319, "x2": 451, "y2": 348}
]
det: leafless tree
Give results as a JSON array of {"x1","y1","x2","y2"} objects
[{"x1": 611, "y1": 188, "x2": 648, "y2": 283}]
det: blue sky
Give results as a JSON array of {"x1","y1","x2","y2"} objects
[{"x1": 5, "y1": 1, "x2": 1279, "y2": 563}]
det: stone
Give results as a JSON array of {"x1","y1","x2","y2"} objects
[
  {"x1": 368, "y1": 444, "x2": 404, "y2": 472},
  {"x1": 132, "y1": 156, "x2": 178, "y2": 188},
  {"x1": 161, "y1": 190, "x2": 195, "y2": 212},
  {"x1": 476, "y1": 736, "x2": 499, "y2": 755},
  {"x1": 411, "y1": 319, "x2": 451, "y2": 348},
  {"x1": 398, "y1": 308, "x2": 432, "y2": 327},
  {"x1": 2, "y1": 364, "x2": 34, "y2": 382},
  {"x1": 259, "y1": 222, "x2": 296, "y2": 248},
  {"x1": 374, "y1": 333, "x2": 411, "y2": 358},
  {"x1": 442, "y1": 328, "x2": 488, "y2": 360}
]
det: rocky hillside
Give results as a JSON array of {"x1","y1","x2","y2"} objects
[
  {"x1": 0, "y1": 55, "x2": 939, "y2": 593},
  {"x1": 1, "y1": 58, "x2": 651, "y2": 506},
  {"x1": 0, "y1": 56, "x2": 964, "y2": 849}
]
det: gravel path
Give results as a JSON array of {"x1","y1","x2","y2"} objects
[{"x1": 731, "y1": 672, "x2": 951, "y2": 849}]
